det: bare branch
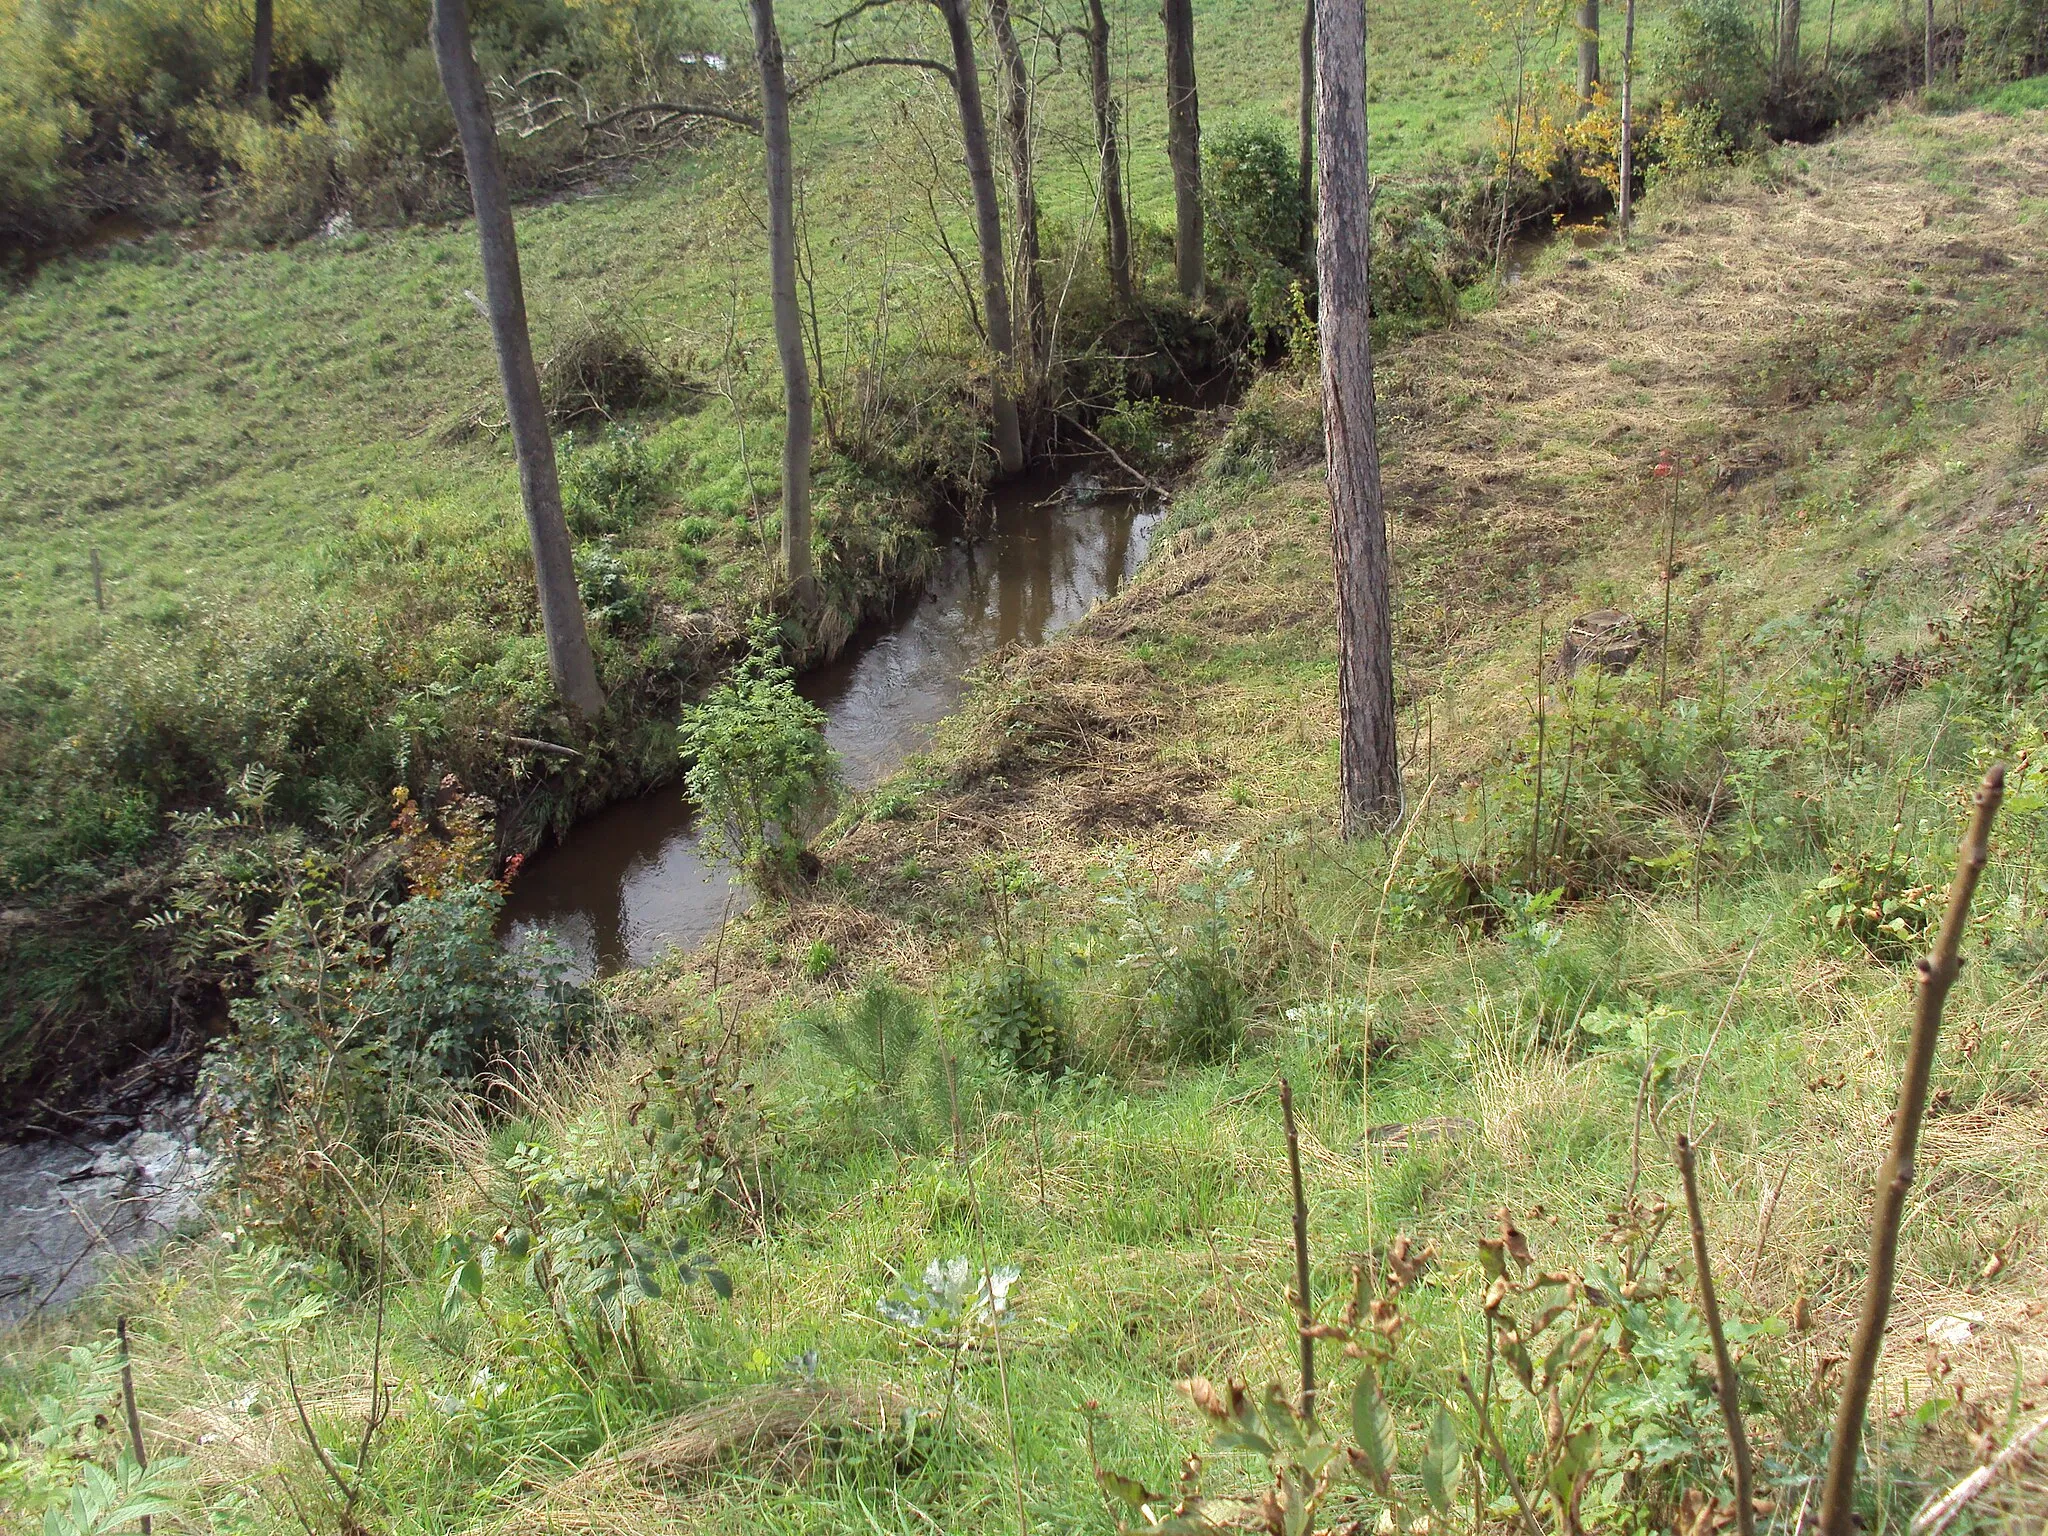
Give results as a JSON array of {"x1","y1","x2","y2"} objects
[
  {"x1": 582, "y1": 100, "x2": 762, "y2": 134},
  {"x1": 794, "y1": 55, "x2": 956, "y2": 100}
]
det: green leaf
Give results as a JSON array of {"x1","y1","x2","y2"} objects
[
  {"x1": 1350, "y1": 1369, "x2": 1395, "y2": 1489},
  {"x1": 1421, "y1": 1403, "x2": 1460, "y2": 1515}
]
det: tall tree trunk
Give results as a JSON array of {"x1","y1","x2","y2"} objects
[
  {"x1": 1316, "y1": 0, "x2": 1400, "y2": 835},
  {"x1": 1618, "y1": 0, "x2": 1636, "y2": 236},
  {"x1": 1162, "y1": 0, "x2": 1203, "y2": 301},
  {"x1": 1778, "y1": 0, "x2": 1802, "y2": 79},
  {"x1": 1575, "y1": 0, "x2": 1600, "y2": 110},
  {"x1": 986, "y1": 0, "x2": 1046, "y2": 387},
  {"x1": 250, "y1": 0, "x2": 275, "y2": 106},
  {"x1": 431, "y1": 0, "x2": 605, "y2": 719},
  {"x1": 936, "y1": 0, "x2": 1027, "y2": 475},
  {"x1": 1298, "y1": 0, "x2": 1315, "y2": 258},
  {"x1": 1923, "y1": 0, "x2": 1933, "y2": 86},
  {"x1": 749, "y1": 0, "x2": 814, "y2": 598},
  {"x1": 1085, "y1": 0, "x2": 1133, "y2": 307}
]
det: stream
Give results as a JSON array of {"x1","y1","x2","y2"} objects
[{"x1": 501, "y1": 467, "x2": 1164, "y2": 980}]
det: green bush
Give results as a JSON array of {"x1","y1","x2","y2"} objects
[
  {"x1": 1202, "y1": 121, "x2": 1309, "y2": 338},
  {"x1": 680, "y1": 616, "x2": 840, "y2": 894},
  {"x1": 949, "y1": 951, "x2": 1068, "y2": 1078},
  {"x1": 562, "y1": 426, "x2": 667, "y2": 536},
  {"x1": 1652, "y1": 0, "x2": 1771, "y2": 142},
  {"x1": 196, "y1": 101, "x2": 339, "y2": 242},
  {"x1": 1963, "y1": 2, "x2": 2048, "y2": 88}
]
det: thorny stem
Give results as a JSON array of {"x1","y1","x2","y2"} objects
[
  {"x1": 1280, "y1": 1079, "x2": 1315, "y2": 1422},
  {"x1": 1677, "y1": 1133, "x2": 1756, "y2": 1536},
  {"x1": 1820, "y1": 765, "x2": 2006, "y2": 1536}
]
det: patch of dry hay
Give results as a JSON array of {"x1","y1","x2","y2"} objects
[{"x1": 468, "y1": 1383, "x2": 914, "y2": 1534}]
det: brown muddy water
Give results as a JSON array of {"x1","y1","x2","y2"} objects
[{"x1": 501, "y1": 468, "x2": 1164, "y2": 980}]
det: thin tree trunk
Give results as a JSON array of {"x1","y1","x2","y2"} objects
[
  {"x1": 1779, "y1": 0, "x2": 1803, "y2": 80},
  {"x1": 936, "y1": 0, "x2": 1027, "y2": 475},
  {"x1": 1618, "y1": 0, "x2": 1635, "y2": 236},
  {"x1": 749, "y1": 0, "x2": 814, "y2": 598},
  {"x1": 1298, "y1": 0, "x2": 1315, "y2": 258},
  {"x1": 1576, "y1": 0, "x2": 1600, "y2": 110},
  {"x1": 1923, "y1": 0, "x2": 1934, "y2": 86},
  {"x1": 1085, "y1": 0, "x2": 1133, "y2": 307},
  {"x1": 1162, "y1": 0, "x2": 1204, "y2": 301},
  {"x1": 431, "y1": 0, "x2": 605, "y2": 718},
  {"x1": 986, "y1": 0, "x2": 1047, "y2": 388},
  {"x1": 1317, "y1": 0, "x2": 1401, "y2": 835},
  {"x1": 250, "y1": 0, "x2": 275, "y2": 106}
]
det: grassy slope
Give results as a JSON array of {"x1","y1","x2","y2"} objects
[
  {"x1": 0, "y1": 0, "x2": 1908, "y2": 658},
  {"x1": 8, "y1": 102, "x2": 2048, "y2": 1534}
]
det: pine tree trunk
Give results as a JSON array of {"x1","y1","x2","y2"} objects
[
  {"x1": 1316, "y1": 0, "x2": 1401, "y2": 835},
  {"x1": 250, "y1": 0, "x2": 275, "y2": 106},
  {"x1": 987, "y1": 0, "x2": 1046, "y2": 386},
  {"x1": 1162, "y1": 0, "x2": 1204, "y2": 302},
  {"x1": 431, "y1": 0, "x2": 605, "y2": 719},
  {"x1": 937, "y1": 0, "x2": 1026, "y2": 475},
  {"x1": 749, "y1": 0, "x2": 814, "y2": 598},
  {"x1": 1298, "y1": 0, "x2": 1315, "y2": 259},
  {"x1": 1576, "y1": 0, "x2": 1600, "y2": 110},
  {"x1": 1085, "y1": 0, "x2": 1133, "y2": 307}
]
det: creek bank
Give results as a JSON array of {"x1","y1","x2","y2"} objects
[
  {"x1": 503, "y1": 463, "x2": 1168, "y2": 978},
  {"x1": 0, "y1": 1096, "x2": 213, "y2": 1328}
]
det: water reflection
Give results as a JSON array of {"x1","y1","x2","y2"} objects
[{"x1": 501, "y1": 472, "x2": 1160, "y2": 981}]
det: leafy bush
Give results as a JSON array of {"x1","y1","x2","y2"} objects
[
  {"x1": 1808, "y1": 846, "x2": 1939, "y2": 961},
  {"x1": 1936, "y1": 540, "x2": 2048, "y2": 704},
  {"x1": 1963, "y1": 0, "x2": 2048, "y2": 87},
  {"x1": 950, "y1": 950, "x2": 1068, "y2": 1078},
  {"x1": 1653, "y1": 0, "x2": 1772, "y2": 142},
  {"x1": 573, "y1": 542, "x2": 646, "y2": 630},
  {"x1": 194, "y1": 102, "x2": 339, "y2": 242},
  {"x1": 1202, "y1": 121, "x2": 1308, "y2": 335},
  {"x1": 1097, "y1": 846, "x2": 1252, "y2": 1065},
  {"x1": 562, "y1": 426, "x2": 667, "y2": 536},
  {"x1": 680, "y1": 617, "x2": 840, "y2": 894}
]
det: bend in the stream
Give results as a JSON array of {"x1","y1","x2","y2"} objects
[{"x1": 502, "y1": 463, "x2": 1163, "y2": 981}]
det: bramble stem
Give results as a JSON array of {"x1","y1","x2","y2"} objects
[
  {"x1": 1819, "y1": 765, "x2": 2005, "y2": 1535},
  {"x1": 1677, "y1": 1133, "x2": 1755, "y2": 1536}
]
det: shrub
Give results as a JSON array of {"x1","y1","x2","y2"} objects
[
  {"x1": 197, "y1": 102, "x2": 339, "y2": 242},
  {"x1": 573, "y1": 541, "x2": 646, "y2": 630},
  {"x1": 1935, "y1": 540, "x2": 2048, "y2": 705},
  {"x1": 562, "y1": 426, "x2": 667, "y2": 536},
  {"x1": 1097, "y1": 846, "x2": 1251, "y2": 1065},
  {"x1": 1653, "y1": 0, "x2": 1772, "y2": 142},
  {"x1": 1203, "y1": 121, "x2": 1309, "y2": 336},
  {"x1": 680, "y1": 616, "x2": 840, "y2": 894},
  {"x1": 950, "y1": 950, "x2": 1068, "y2": 1078}
]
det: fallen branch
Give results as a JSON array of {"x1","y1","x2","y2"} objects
[
  {"x1": 1911, "y1": 1409, "x2": 2048, "y2": 1536},
  {"x1": 794, "y1": 56, "x2": 957, "y2": 100},
  {"x1": 1051, "y1": 408, "x2": 1172, "y2": 497},
  {"x1": 507, "y1": 734, "x2": 584, "y2": 759}
]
